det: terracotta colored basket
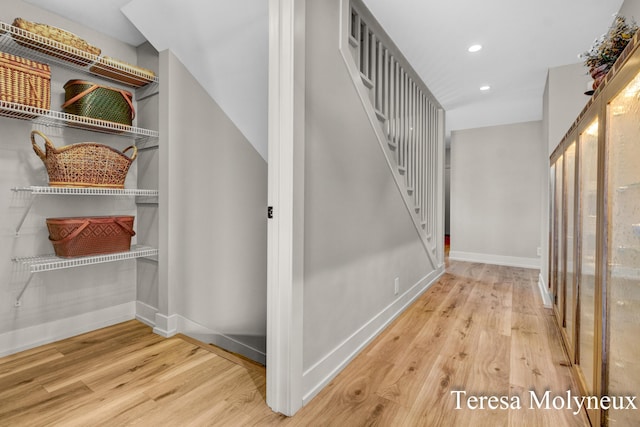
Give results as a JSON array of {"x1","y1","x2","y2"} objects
[
  {"x1": 47, "y1": 216, "x2": 135, "y2": 258},
  {"x1": 62, "y1": 79, "x2": 135, "y2": 126},
  {"x1": 0, "y1": 51, "x2": 50, "y2": 114},
  {"x1": 12, "y1": 17, "x2": 101, "y2": 66},
  {"x1": 31, "y1": 130, "x2": 137, "y2": 188}
]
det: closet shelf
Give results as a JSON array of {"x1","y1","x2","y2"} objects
[
  {"x1": 12, "y1": 186, "x2": 158, "y2": 197},
  {"x1": 0, "y1": 101, "x2": 159, "y2": 142},
  {"x1": 13, "y1": 245, "x2": 158, "y2": 273},
  {"x1": 0, "y1": 21, "x2": 159, "y2": 90}
]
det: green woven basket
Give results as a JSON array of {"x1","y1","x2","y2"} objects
[{"x1": 62, "y1": 79, "x2": 135, "y2": 126}]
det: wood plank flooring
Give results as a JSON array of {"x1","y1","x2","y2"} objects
[{"x1": 0, "y1": 261, "x2": 589, "y2": 426}]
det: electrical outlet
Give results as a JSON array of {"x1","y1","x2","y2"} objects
[
  {"x1": 537, "y1": 247, "x2": 541, "y2": 256},
  {"x1": 394, "y1": 277, "x2": 400, "y2": 295}
]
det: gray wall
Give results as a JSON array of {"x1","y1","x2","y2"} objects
[
  {"x1": 450, "y1": 121, "x2": 543, "y2": 267},
  {"x1": 302, "y1": 0, "x2": 439, "y2": 399},
  {"x1": 0, "y1": 1, "x2": 142, "y2": 354},
  {"x1": 540, "y1": 63, "x2": 590, "y2": 292},
  {"x1": 159, "y1": 51, "x2": 268, "y2": 361}
]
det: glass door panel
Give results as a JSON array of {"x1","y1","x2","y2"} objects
[
  {"x1": 578, "y1": 120, "x2": 598, "y2": 394},
  {"x1": 606, "y1": 69, "x2": 640, "y2": 427},
  {"x1": 564, "y1": 142, "x2": 576, "y2": 353},
  {"x1": 554, "y1": 155, "x2": 565, "y2": 323}
]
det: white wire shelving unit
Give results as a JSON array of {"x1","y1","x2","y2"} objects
[
  {"x1": 13, "y1": 245, "x2": 158, "y2": 273},
  {"x1": 12, "y1": 186, "x2": 158, "y2": 197},
  {"x1": 12, "y1": 245, "x2": 159, "y2": 306},
  {"x1": 3, "y1": 20, "x2": 161, "y2": 305},
  {"x1": 0, "y1": 21, "x2": 159, "y2": 89},
  {"x1": 0, "y1": 20, "x2": 160, "y2": 143}
]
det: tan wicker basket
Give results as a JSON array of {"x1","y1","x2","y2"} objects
[
  {"x1": 31, "y1": 130, "x2": 137, "y2": 188},
  {"x1": 62, "y1": 79, "x2": 135, "y2": 126},
  {"x1": 90, "y1": 56, "x2": 156, "y2": 87},
  {"x1": 0, "y1": 51, "x2": 50, "y2": 114},
  {"x1": 47, "y1": 216, "x2": 135, "y2": 258},
  {"x1": 12, "y1": 17, "x2": 101, "y2": 66}
]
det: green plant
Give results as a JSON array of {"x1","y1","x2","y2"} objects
[{"x1": 581, "y1": 15, "x2": 638, "y2": 71}]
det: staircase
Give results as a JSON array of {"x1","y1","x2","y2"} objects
[{"x1": 341, "y1": 0, "x2": 444, "y2": 267}]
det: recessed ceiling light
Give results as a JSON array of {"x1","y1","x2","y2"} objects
[
  {"x1": 468, "y1": 44, "x2": 482, "y2": 53},
  {"x1": 480, "y1": 85, "x2": 491, "y2": 91}
]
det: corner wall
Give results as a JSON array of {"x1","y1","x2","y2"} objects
[
  {"x1": 450, "y1": 121, "x2": 543, "y2": 269},
  {"x1": 157, "y1": 51, "x2": 268, "y2": 363}
]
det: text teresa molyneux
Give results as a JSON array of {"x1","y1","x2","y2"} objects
[{"x1": 451, "y1": 390, "x2": 637, "y2": 415}]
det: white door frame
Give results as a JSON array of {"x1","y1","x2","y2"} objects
[{"x1": 266, "y1": 0, "x2": 306, "y2": 416}]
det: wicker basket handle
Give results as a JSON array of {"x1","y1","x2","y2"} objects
[
  {"x1": 50, "y1": 220, "x2": 91, "y2": 245},
  {"x1": 114, "y1": 219, "x2": 136, "y2": 237},
  {"x1": 123, "y1": 145, "x2": 138, "y2": 161},
  {"x1": 31, "y1": 130, "x2": 58, "y2": 161},
  {"x1": 61, "y1": 85, "x2": 136, "y2": 121}
]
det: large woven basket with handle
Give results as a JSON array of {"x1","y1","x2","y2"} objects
[
  {"x1": 47, "y1": 216, "x2": 135, "y2": 258},
  {"x1": 63, "y1": 80, "x2": 135, "y2": 126},
  {"x1": 31, "y1": 130, "x2": 137, "y2": 188}
]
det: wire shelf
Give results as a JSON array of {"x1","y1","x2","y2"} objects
[
  {"x1": 12, "y1": 186, "x2": 158, "y2": 196},
  {"x1": 13, "y1": 245, "x2": 158, "y2": 273},
  {"x1": 0, "y1": 21, "x2": 158, "y2": 88},
  {"x1": 0, "y1": 100, "x2": 159, "y2": 141}
]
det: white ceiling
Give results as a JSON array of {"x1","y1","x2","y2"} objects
[{"x1": 25, "y1": 0, "x2": 625, "y2": 154}]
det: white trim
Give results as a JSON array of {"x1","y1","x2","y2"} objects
[
  {"x1": 538, "y1": 274, "x2": 553, "y2": 308},
  {"x1": 153, "y1": 313, "x2": 178, "y2": 337},
  {"x1": 0, "y1": 302, "x2": 135, "y2": 358},
  {"x1": 135, "y1": 300, "x2": 158, "y2": 328},
  {"x1": 267, "y1": 0, "x2": 306, "y2": 416},
  {"x1": 449, "y1": 250, "x2": 541, "y2": 269},
  {"x1": 176, "y1": 316, "x2": 266, "y2": 365},
  {"x1": 134, "y1": 302, "x2": 266, "y2": 363},
  {"x1": 302, "y1": 266, "x2": 444, "y2": 404}
]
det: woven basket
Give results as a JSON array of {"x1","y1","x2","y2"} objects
[
  {"x1": 12, "y1": 17, "x2": 101, "y2": 66},
  {"x1": 0, "y1": 52, "x2": 50, "y2": 115},
  {"x1": 90, "y1": 56, "x2": 156, "y2": 87},
  {"x1": 47, "y1": 216, "x2": 135, "y2": 258},
  {"x1": 31, "y1": 130, "x2": 137, "y2": 188},
  {"x1": 62, "y1": 79, "x2": 135, "y2": 126}
]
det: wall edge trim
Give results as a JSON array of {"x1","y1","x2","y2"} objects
[
  {"x1": 301, "y1": 266, "x2": 444, "y2": 405},
  {"x1": 449, "y1": 250, "x2": 541, "y2": 269},
  {"x1": 0, "y1": 302, "x2": 135, "y2": 358},
  {"x1": 538, "y1": 273, "x2": 553, "y2": 308}
]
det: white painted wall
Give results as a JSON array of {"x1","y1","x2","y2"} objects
[
  {"x1": 301, "y1": 0, "x2": 442, "y2": 402},
  {"x1": 122, "y1": 0, "x2": 269, "y2": 161},
  {"x1": 157, "y1": 51, "x2": 268, "y2": 363},
  {"x1": 450, "y1": 121, "x2": 543, "y2": 268},
  {"x1": 540, "y1": 63, "x2": 590, "y2": 296}
]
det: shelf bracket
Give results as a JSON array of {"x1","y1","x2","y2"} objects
[
  {"x1": 15, "y1": 195, "x2": 35, "y2": 236},
  {"x1": 15, "y1": 273, "x2": 34, "y2": 306}
]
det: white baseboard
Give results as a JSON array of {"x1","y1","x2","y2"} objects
[
  {"x1": 135, "y1": 301, "x2": 158, "y2": 328},
  {"x1": 0, "y1": 302, "x2": 135, "y2": 358},
  {"x1": 538, "y1": 273, "x2": 552, "y2": 308},
  {"x1": 301, "y1": 266, "x2": 445, "y2": 404},
  {"x1": 137, "y1": 304, "x2": 266, "y2": 365},
  {"x1": 153, "y1": 313, "x2": 179, "y2": 337},
  {"x1": 176, "y1": 316, "x2": 266, "y2": 365},
  {"x1": 449, "y1": 250, "x2": 540, "y2": 269}
]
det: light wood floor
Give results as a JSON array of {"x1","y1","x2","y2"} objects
[{"x1": 0, "y1": 261, "x2": 589, "y2": 426}]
